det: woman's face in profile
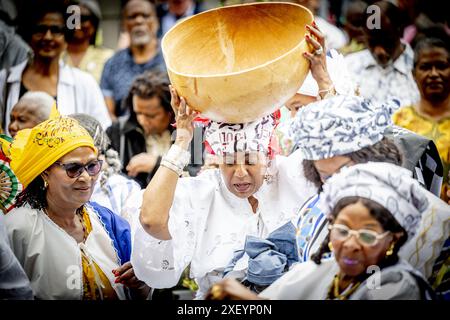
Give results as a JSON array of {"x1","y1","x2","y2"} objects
[{"x1": 43, "y1": 146, "x2": 100, "y2": 209}]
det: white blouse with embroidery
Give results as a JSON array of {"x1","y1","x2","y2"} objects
[
  {"x1": 129, "y1": 150, "x2": 317, "y2": 299},
  {"x1": 4, "y1": 204, "x2": 126, "y2": 300}
]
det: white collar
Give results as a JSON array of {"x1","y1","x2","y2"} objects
[
  {"x1": 6, "y1": 59, "x2": 75, "y2": 86},
  {"x1": 360, "y1": 42, "x2": 414, "y2": 76}
]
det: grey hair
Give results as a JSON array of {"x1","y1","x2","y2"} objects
[
  {"x1": 14, "y1": 91, "x2": 54, "y2": 121},
  {"x1": 69, "y1": 113, "x2": 122, "y2": 195},
  {"x1": 69, "y1": 113, "x2": 110, "y2": 154}
]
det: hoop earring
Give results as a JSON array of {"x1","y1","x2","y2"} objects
[{"x1": 385, "y1": 243, "x2": 395, "y2": 257}]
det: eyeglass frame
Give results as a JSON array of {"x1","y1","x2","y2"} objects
[
  {"x1": 328, "y1": 223, "x2": 391, "y2": 247},
  {"x1": 52, "y1": 160, "x2": 103, "y2": 179}
]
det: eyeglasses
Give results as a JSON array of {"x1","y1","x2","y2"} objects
[
  {"x1": 53, "y1": 160, "x2": 103, "y2": 178},
  {"x1": 33, "y1": 24, "x2": 65, "y2": 36},
  {"x1": 328, "y1": 224, "x2": 390, "y2": 247}
]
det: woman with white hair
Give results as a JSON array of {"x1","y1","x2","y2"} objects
[{"x1": 8, "y1": 91, "x2": 54, "y2": 137}]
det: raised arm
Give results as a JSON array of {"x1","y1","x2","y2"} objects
[
  {"x1": 304, "y1": 21, "x2": 335, "y2": 99},
  {"x1": 139, "y1": 86, "x2": 197, "y2": 240}
]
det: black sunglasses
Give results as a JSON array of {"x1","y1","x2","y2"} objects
[
  {"x1": 53, "y1": 160, "x2": 103, "y2": 178},
  {"x1": 33, "y1": 24, "x2": 65, "y2": 36}
]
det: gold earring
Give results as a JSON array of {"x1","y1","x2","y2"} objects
[
  {"x1": 43, "y1": 180, "x2": 48, "y2": 189},
  {"x1": 385, "y1": 243, "x2": 395, "y2": 257},
  {"x1": 328, "y1": 242, "x2": 333, "y2": 252}
]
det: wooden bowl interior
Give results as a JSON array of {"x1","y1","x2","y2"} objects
[{"x1": 163, "y1": 3, "x2": 312, "y2": 76}]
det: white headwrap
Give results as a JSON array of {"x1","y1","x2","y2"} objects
[
  {"x1": 290, "y1": 95, "x2": 400, "y2": 160},
  {"x1": 205, "y1": 114, "x2": 277, "y2": 156},
  {"x1": 297, "y1": 49, "x2": 355, "y2": 97},
  {"x1": 319, "y1": 162, "x2": 429, "y2": 239}
]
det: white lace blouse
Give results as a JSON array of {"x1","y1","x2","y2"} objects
[{"x1": 129, "y1": 150, "x2": 317, "y2": 299}]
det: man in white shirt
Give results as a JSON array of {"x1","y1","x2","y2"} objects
[{"x1": 345, "y1": 0, "x2": 420, "y2": 107}]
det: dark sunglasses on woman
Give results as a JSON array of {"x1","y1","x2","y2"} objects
[{"x1": 53, "y1": 160, "x2": 103, "y2": 178}]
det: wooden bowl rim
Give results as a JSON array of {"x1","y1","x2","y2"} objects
[{"x1": 161, "y1": 1, "x2": 314, "y2": 79}]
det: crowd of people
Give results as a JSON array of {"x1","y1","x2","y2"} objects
[{"x1": 0, "y1": 0, "x2": 449, "y2": 301}]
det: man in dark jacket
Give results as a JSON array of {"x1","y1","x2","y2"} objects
[{"x1": 107, "y1": 71, "x2": 202, "y2": 187}]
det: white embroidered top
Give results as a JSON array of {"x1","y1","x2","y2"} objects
[
  {"x1": 129, "y1": 150, "x2": 317, "y2": 299},
  {"x1": 4, "y1": 204, "x2": 126, "y2": 300}
]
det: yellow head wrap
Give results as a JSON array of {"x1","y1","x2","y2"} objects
[{"x1": 9, "y1": 112, "x2": 96, "y2": 188}]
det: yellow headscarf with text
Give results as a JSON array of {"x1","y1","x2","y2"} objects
[{"x1": 9, "y1": 107, "x2": 96, "y2": 188}]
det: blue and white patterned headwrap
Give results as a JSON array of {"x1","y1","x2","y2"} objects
[
  {"x1": 318, "y1": 162, "x2": 428, "y2": 238},
  {"x1": 290, "y1": 95, "x2": 400, "y2": 160}
]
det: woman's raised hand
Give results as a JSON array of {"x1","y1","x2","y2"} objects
[
  {"x1": 169, "y1": 85, "x2": 199, "y2": 149},
  {"x1": 304, "y1": 21, "x2": 333, "y2": 92}
]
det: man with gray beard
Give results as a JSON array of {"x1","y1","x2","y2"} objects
[{"x1": 100, "y1": 0, "x2": 166, "y2": 119}]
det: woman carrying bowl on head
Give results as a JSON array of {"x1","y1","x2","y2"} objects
[
  {"x1": 130, "y1": 22, "x2": 333, "y2": 299},
  {"x1": 3, "y1": 115, "x2": 149, "y2": 299}
]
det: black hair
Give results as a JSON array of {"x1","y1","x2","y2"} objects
[
  {"x1": 413, "y1": 37, "x2": 450, "y2": 68},
  {"x1": 416, "y1": 0, "x2": 449, "y2": 25},
  {"x1": 310, "y1": 196, "x2": 408, "y2": 267},
  {"x1": 17, "y1": 0, "x2": 70, "y2": 43},
  {"x1": 16, "y1": 173, "x2": 84, "y2": 213},
  {"x1": 15, "y1": 175, "x2": 47, "y2": 210},
  {"x1": 121, "y1": 71, "x2": 174, "y2": 124},
  {"x1": 303, "y1": 137, "x2": 403, "y2": 189}
]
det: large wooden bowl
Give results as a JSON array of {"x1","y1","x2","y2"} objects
[{"x1": 162, "y1": 2, "x2": 313, "y2": 123}]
